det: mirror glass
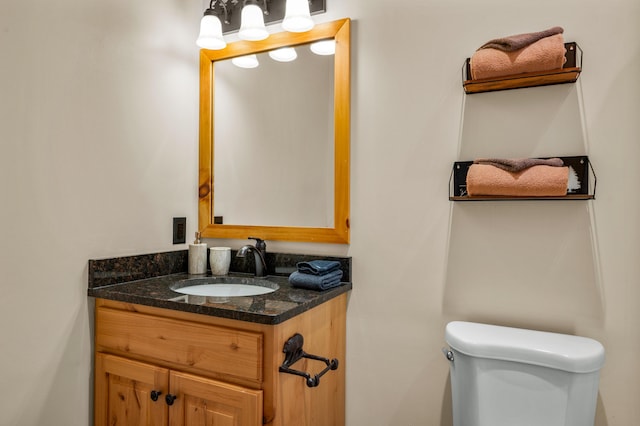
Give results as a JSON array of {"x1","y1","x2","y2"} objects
[
  {"x1": 213, "y1": 44, "x2": 335, "y2": 228},
  {"x1": 199, "y1": 18, "x2": 350, "y2": 243}
]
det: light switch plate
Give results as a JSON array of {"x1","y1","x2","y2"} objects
[{"x1": 173, "y1": 217, "x2": 186, "y2": 244}]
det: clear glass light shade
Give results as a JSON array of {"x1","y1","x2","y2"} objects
[
  {"x1": 310, "y1": 39, "x2": 336, "y2": 55},
  {"x1": 268, "y1": 47, "x2": 297, "y2": 62},
  {"x1": 282, "y1": 0, "x2": 314, "y2": 32},
  {"x1": 196, "y1": 14, "x2": 226, "y2": 50},
  {"x1": 232, "y1": 54, "x2": 260, "y2": 68},
  {"x1": 238, "y1": 4, "x2": 269, "y2": 41}
]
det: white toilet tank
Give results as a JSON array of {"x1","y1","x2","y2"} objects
[{"x1": 445, "y1": 321, "x2": 605, "y2": 426}]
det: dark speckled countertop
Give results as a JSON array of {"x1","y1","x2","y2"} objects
[{"x1": 88, "y1": 250, "x2": 352, "y2": 325}]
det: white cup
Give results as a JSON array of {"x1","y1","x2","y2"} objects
[{"x1": 209, "y1": 247, "x2": 231, "y2": 276}]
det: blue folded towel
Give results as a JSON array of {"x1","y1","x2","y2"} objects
[
  {"x1": 296, "y1": 260, "x2": 341, "y2": 276},
  {"x1": 289, "y1": 269, "x2": 343, "y2": 291}
]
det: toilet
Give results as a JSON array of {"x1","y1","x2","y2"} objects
[{"x1": 444, "y1": 321, "x2": 605, "y2": 426}]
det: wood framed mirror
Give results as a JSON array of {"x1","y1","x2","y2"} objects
[{"x1": 199, "y1": 18, "x2": 350, "y2": 243}]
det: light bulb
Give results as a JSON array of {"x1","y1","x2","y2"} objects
[
  {"x1": 238, "y1": 4, "x2": 269, "y2": 41},
  {"x1": 268, "y1": 47, "x2": 297, "y2": 62},
  {"x1": 282, "y1": 0, "x2": 314, "y2": 33},
  {"x1": 232, "y1": 54, "x2": 260, "y2": 68},
  {"x1": 310, "y1": 39, "x2": 336, "y2": 55},
  {"x1": 196, "y1": 13, "x2": 226, "y2": 50}
]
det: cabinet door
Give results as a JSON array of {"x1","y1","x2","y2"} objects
[
  {"x1": 168, "y1": 371, "x2": 263, "y2": 426},
  {"x1": 95, "y1": 353, "x2": 169, "y2": 426}
]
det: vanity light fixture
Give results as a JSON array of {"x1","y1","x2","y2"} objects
[
  {"x1": 196, "y1": 6, "x2": 227, "y2": 49},
  {"x1": 197, "y1": 0, "x2": 326, "y2": 50},
  {"x1": 282, "y1": 0, "x2": 314, "y2": 32},
  {"x1": 238, "y1": 0, "x2": 269, "y2": 41},
  {"x1": 268, "y1": 47, "x2": 298, "y2": 62}
]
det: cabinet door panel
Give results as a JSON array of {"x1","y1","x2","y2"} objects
[
  {"x1": 169, "y1": 371, "x2": 263, "y2": 426},
  {"x1": 184, "y1": 397, "x2": 235, "y2": 426},
  {"x1": 95, "y1": 353, "x2": 169, "y2": 426}
]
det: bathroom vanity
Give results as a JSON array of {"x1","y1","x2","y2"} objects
[
  {"x1": 89, "y1": 15, "x2": 353, "y2": 425},
  {"x1": 89, "y1": 251, "x2": 351, "y2": 426}
]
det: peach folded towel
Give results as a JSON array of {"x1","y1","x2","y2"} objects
[
  {"x1": 470, "y1": 33, "x2": 566, "y2": 80},
  {"x1": 466, "y1": 164, "x2": 569, "y2": 197}
]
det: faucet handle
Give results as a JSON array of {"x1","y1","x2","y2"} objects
[{"x1": 248, "y1": 237, "x2": 266, "y2": 250}]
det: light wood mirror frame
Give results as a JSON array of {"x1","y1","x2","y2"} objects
[{"x1": 199, "y1": 18, "x2": 350, "y2": 243}]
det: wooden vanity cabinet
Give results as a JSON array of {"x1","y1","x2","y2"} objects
[{"x1": 93, "y1": 294, "x2": 347, "y2": 426}]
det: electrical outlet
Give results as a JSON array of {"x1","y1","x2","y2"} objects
[{"x1": 173, "y1": 217, "x2": 186, "y2": 244}]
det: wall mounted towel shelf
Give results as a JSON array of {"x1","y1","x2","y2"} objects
[
  {"x1": 449, "y1": 155, "x2": 596, "y2": 201},
  {"x1": 462, "y1": 42, "x2": 582, "y2": 94}
]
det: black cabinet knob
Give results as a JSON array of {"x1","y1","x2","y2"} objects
[
  {"x1": 150, "y1": 390, "x2": 162, "y2": 402},
  {"x1": 165, "y1": 394, "x2": 177, "y2": 406}
]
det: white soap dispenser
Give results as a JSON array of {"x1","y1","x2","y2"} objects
[{"x1": 188, "y1": 232, "x2": 207, "y2": 275}]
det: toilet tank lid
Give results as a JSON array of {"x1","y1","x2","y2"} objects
[{"x1": 445, "y1": 321, "x2": 605, "y2": 373}]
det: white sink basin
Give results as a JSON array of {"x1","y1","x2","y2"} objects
[
  {"x1": 171, "y1": 277, "x2": 278, "y2": 297},
  {"x1": 175, "y1": 283, "x2": 276, "y2": 297}
]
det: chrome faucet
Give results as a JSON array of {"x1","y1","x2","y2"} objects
[{"x1": 236, "y1": 237, "x2": 268, "y2": 277}]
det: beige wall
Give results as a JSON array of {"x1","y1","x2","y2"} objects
[
  {"x1": 1, "y1": 0, "x2": 638, "y2": 425},
  {"x1": 0, "y1": 0, "x2": 200, "y2": 424}
]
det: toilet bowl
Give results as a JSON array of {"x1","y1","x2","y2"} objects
[{"x1": 445, "y1": 321, "x2": 605, "y2": 426}]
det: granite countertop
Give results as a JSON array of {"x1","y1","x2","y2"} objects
[{"x1": 88, "y1": 250, "x2": 352, "y2": 325}]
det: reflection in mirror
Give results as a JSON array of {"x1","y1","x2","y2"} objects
[
  {"x1": 199, "y1": 18, "x2": 350, "y2": 243},
  {"x1": 214, "y1": 43, "x2": 335, "y2": 227}
]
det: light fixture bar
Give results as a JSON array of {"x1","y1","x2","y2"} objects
[{"x1": 215, "y1": 0, "x2": 325, "y2": 34}]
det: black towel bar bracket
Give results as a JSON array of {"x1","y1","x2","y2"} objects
[{"x1": 278, "y1": 333, "x2": 339, "y2": 388}]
